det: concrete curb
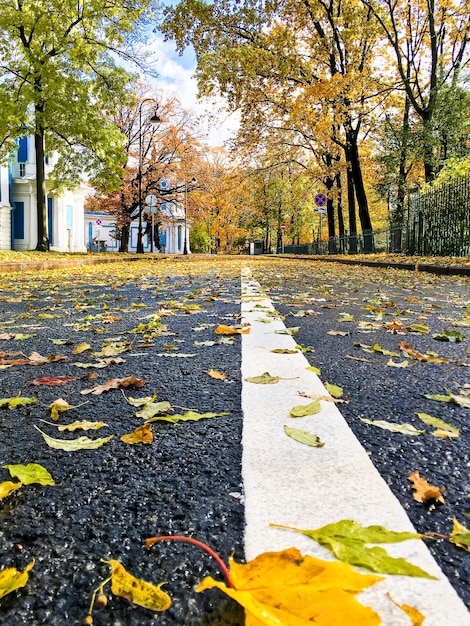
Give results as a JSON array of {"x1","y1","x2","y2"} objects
[
  {"x1": 268, "y1": 254, "x2": 470, "y2": 277},
  {"x1": 240, "y1": 266, "x2": 470, "y2": 625}
]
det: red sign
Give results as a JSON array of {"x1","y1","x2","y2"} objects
[{"x1": 280, "y1": 223, "x2": 286, "y2": 231}]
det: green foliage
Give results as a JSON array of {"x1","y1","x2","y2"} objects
[
  {"x1": 0, "y1": 0, "x2": 152, "y2": 191},
  {"x1": 189, "y1": 223, "x2": 211, "y2": 253}
]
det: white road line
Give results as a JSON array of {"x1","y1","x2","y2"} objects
[{"x1": 240, "y1": 268, "x2": 469, "y2": 626}]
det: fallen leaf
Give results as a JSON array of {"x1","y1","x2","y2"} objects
[
  {"x1": 271, "y1": 520, "x2": 433, "y2": 578},
  {"x1": 28, "y1": 375, "x2": 79, "y2": 387},
  {"x1": 72, "y1": 342, "x2": 93, "y2": 354},
  {"x1": 433, "y1": 329, "x2": 465, "y2": 342},
  {"x1": 125, "y1": 391, "x2": 158, "y2": 407},
  {"x1": 386, "y1": 358, "x2": 410, "y2": 368},
  {"x1": 299, "y1": 391, "x2": 346, "y2": 404},
  {"x1": 103, "y1": 559, "x2": 171, "y2": 611},
  {"x1": 386, "y1": 593, "x2": 425, "y2": 625},
  {"x1": 0, "y1": 560, "x2": 34, "y2": 600},
  {"x1": 81, "y1": 375, "x2": 146, "y2": 395},
  {"x1": 324, "y1": 382, "x2": 343, "y2": 398},
  {"x1": 327, "y1": 330, "x2": 349, "y2": 336},
  {"x1": 215, "y1": 324, "x2": 250, "y2": 335},
  {"x1": 0, "y1": 481, "x2": 22, "y2": 499},
  {"x1": 208, "y1": 369, "x2": 227, "y2": 380},
  {"x1": 135, "y1": 401, "x2": 172, "y2": 419},
  {"x1": 34, "y1": 426, "x2": 114, "y2": 451},
  {"x1": 284, "y1": 426, "x2": 325, "y2": 447},
  {"x1": 48, "y1": 420, "x2": 108, "y2": 432},
  {"x1": 306, "y1": 365, "x2": 321, "y2": 375},
  {"x1": 414, "y1": 412, "x2": 459, "y2": 436},
  {"x1": 274, "y1": 327, "x2": 299, "y2": 335},
  {"x1": 408, "y1": 470, "x2": 445, "y2": 504},
  {"x1": 146, "y1": 410, "x2": 228, "y2": 424},
  {"x1": 3, "y1": 463, "x2": 54, "y2": 486},
  {"x1": 245, "y1": 372, "x2": 280, "y2": 384},
  {"x1": 359, "y1": 418, "x2": 425, "y2": 436},
  {"x1": 121, "y1": 424, "x2": 153, "y2": 445},
  {"x1": 270, "y1": 348, "x2": 299, "y2": 354},
  {"x1": 0, "y1": 396, "x2": 36, "y2": 410},
  {"x1": 290, "y1": 400, "x2": 321, "y2": 418},
  {"x1": 196, "y1": 548, "x2": 382, "y2": 626},
  {"x1": 449, "y1": 517, "x2": 470, "y2": 551}
]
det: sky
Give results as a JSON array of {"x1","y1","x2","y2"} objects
[{"x1": 142, "y1": 13, "x2": 239, "y2": 148}]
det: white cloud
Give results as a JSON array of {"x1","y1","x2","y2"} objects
[{"x1": 142, "y1": 34, "x2": 239, "y2": 147}]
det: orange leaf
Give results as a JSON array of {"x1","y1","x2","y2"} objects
[
  {"x1": 208, "y1": 369, "x2": 227, "y2": 380},
  {"x1": 214, "y1": 324, "x2": 250, "y2": 335},
  {"x1": 408, "y1": 470, "x2": 445, "y2": 504},
  {"x1": 121, "y1": 424, "x2": 153, "y2": 445}
]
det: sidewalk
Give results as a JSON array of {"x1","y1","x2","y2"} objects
[{"x1": 241, "y1": 267, "x2": 470, "y2": 626}]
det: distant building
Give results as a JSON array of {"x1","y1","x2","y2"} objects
[
  {"x1": 0, "y1": 136, "x2": 88, "y2": 251},
  {"x1": 84, "y1": 200, "x2": 190, "y2": 253}
]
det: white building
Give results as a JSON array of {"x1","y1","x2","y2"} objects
[
  {"x1": 0, "y1": 136, "x2": 88, "y2": 252},
  {"x1": 84, "y1": 200, "x2": 191, "y2": 254}
]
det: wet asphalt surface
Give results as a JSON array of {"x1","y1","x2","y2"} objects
[{"x1": 0, "y1": 256, "x2": 468, "y2": 625}]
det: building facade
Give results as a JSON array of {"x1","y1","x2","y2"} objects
[
  {"x1": 84, "y1": 200, "x2": 190, "y2": 254},
  {"x1": 0, "y1": 136, "x2": 88, "y2": 252}
]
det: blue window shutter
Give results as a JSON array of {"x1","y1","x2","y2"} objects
[
  {"x1": 47, "y1": 197, "x2": 53, "y2": 245},
  {"x1": 17, "y1": 137, "x2": 28, "y2": 162},
  {"x1": 66, "y1": 205, "x2": 73, "y2": 229},
  {"x1": 14, "y1": 202, "x2": 25, "y2": 239}
]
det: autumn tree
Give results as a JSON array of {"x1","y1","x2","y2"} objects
[
  {"x1": 160, "y1": 0, "x2": 382, "y2": 251},
  {"x1": 87, "y1": 90, "x2": 204, "y2": 252},
  {"x1": 362, "y1": 0, "x2": 470, "y2": 183},
  {"x1": 0, "y1": 0, "x2": 156, "y2": 250}
]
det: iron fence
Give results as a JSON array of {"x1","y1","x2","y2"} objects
[{"x1": 276, "y1": 174, "x2": 470, "y2": 257}]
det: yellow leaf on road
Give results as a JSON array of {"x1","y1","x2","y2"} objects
[
  {"x1": 215, "y1": 324, "x2": 250, "y2": 335},
  {"x1": 208, "y1": 369, "x2": 227, "y2": 380},
  {"x1": 0, "y1": 481, "x2": 22, "y2": 499},
  {"x1": 0, "y1": 560, "x2": 34, "y2": 599},
  {"x1": 104, "y1": 559, "x2": 171, "y2": 611},
  {"x1": 196, "y1": 548, "x2": 382, "y2": 626},
  {"x1": 121, "y1": 424, "x2": 153, "y2": 445}
]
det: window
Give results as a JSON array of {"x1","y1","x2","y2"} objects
[{"x1": 19, "y1": 163, "x2": 26, "y2": 177}]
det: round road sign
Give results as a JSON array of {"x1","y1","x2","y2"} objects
[
  {"x1": 280, "y1": 223, "x2": 286, "y2": 231},
  {"x1": 314, "y1": 193, "x2": 327, "y2": 207}
]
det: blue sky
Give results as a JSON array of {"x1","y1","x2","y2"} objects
[{"x1": 143, "y1": 2, "x2": 239, "y2": 147}]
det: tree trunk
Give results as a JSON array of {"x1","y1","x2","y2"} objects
[
  {"x1": 345, "y1": 124, "x2": 374, "y2": 252},
  {"x1": 336, "y1": 172, "x2": 346, "y2": 253},
  {"x1": 119, "y1": 224, "x2": 130, "y2": 252},
  {"x1": 391, "y1": 93, "x2": 411, "y2": 252},
  {"x1": 34, "y1": 127, "x2": 49, "y2": 251},
  {"x1": 346, "y1": 168, "x2": 358, "y2": 254}
]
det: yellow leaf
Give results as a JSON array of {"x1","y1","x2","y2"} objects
[
  {"x1": 120, "y1": 424, "x2": 153, "y2": 445},
  {"x1": 215, "y1": 324, "x2": 250, "y2": 335},
  {"x1": 387, "y1": 593, "x2": 425, "y2": 625},
  {"x1": 72, "y1": 342, "x2": 92, "y2": 354},
  {"x1": 0, "y1": 560, "x2": 34, "y2": 599},
  {"x1": 208, "y1": 369, "x2": 227, "y2": 380},
  {"x1": 196, "y1": 548, "x2": 382, "y2": 626},
  {"x1": 104, "y1": 559, "x2": 171, "y2": 611},
  {"x1": 0, "y1": 481, "x2": 22, "y2": 499},
  {"x1": 48, "y1": 398, "x2": 74, "y2": 421}
]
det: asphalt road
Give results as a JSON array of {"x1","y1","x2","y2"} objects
[{"x1": 0, "y1": 256, "x2": 468, "y2": 625}]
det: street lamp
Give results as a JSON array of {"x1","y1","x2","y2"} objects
[
  {"x1": 183, "y1": 174, "x2": 197, "y2": 254},
  {"x1": 137, "y1": 99, "x2": 161, "y2": 254}
]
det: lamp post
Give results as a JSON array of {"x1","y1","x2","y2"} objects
[
  {"x1": 183, "y1": 174, "x2": 196, "y2": 255},
  {"x1": 137, "y1": 99, "x2": 160, "y2": 254}
]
